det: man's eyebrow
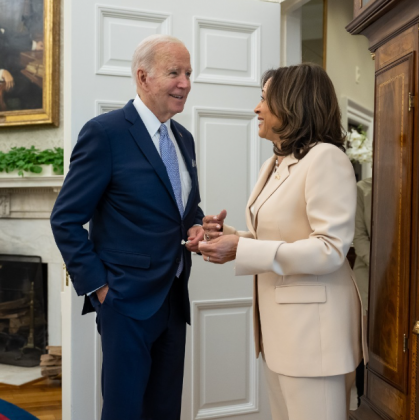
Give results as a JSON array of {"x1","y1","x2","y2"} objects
[{"x1": 166, "y1": 67, "x2": 193, "y2": 73}]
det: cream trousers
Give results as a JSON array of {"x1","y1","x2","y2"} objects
[{"x1": 263, "y1": 360, "x2": 356, "y2": 420}]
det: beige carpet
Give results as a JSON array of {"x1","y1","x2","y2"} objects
[{"x1": 0, "y1": 364, "x2": 42, "y2": 386}]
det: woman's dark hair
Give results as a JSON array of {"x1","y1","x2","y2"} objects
[{"x1": 261, "y1": 63, "x2": 346, "y2": 159}]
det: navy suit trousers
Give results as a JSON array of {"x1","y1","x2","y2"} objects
[{"x1": 93, "y1": 275, "x2": 187, "y2": 420}]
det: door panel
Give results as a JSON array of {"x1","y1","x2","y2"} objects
[
  {"x1": 63, "y1": 1, "x2": 280, "y2": 419},
  {"x1": 368, "y1": 53, "x2": 414, "y2": 393}
]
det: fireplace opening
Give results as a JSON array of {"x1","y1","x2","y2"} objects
[{"x1": 0, "y1": 255, "x2": 47, "y2": 367}]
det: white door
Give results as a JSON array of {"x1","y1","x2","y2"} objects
[{"x1": 62, "y1": 0, "x2": 280, "y2": 419}]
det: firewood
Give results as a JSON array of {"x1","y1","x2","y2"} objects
[
  {"x1": 0, "y1": 309, "x2": 28, "y2": 319},
  {"x1": 0, "y1": 297, "x2": 29, "y2": 312},
  {"x1": 41, "y1": 366, "x2": 62, "y2": 377},
  {"x1": 41, "y1": 353, "x2": 60, "y2": 361},
  {"x1": 40, "y1": 359, "x2": 62, "y2": 367},
  {"x1": 46, "y1": 346, "x2": 62, "y2": 356}
]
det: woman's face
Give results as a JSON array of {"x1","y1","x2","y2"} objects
[{"x1": 254, "y1": 78, "x2": 281, "y2": 142}]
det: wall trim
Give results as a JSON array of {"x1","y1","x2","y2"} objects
[
  {"x1": 95, "y1": 100, "x2": 126, "y2": 116},
  {"x1": 193, "y1": 106, "x2": 260, "y2": 214},
  {"x1": 96, "y1": 5, "x2": 172, "y2": 77},
  {"x1": 192, "y1": 298, "x2": 259, "y2": 419},
  {"x1": 193, "y1": 17, "x2": 261, "y2": 87}
]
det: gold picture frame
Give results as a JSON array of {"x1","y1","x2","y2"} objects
[{"x1": 0, "y1": 0, "x2": 60, "y2": 128}]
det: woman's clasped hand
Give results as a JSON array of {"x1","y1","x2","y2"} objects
[{"x1": 199, "y1": 209, "x2": 238, "y2": 264}]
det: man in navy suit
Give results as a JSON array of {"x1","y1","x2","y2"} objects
[{"x1": 51, "y1": 34, "x2": 205, "y2": 420}]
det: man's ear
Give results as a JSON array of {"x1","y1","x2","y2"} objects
[{"x1": 136, "y1": 68, "x2": 148, "y2": 92}]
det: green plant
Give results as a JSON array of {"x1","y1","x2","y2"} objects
[
  {"x1": 36, "y1": 148, "x2": 64, "y2": 175},
  {"x1": 0, "y1": 146, "x2": 64, "y2": 177}
]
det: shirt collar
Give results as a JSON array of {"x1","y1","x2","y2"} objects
[{"x1": 133, "y1": 95, "x2": 170, "y2": 138}]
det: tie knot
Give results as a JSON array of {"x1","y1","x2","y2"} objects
[{"x1": 160, "y1": 123, "x2": 168, "y2": 137}]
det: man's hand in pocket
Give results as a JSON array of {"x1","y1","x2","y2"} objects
[{"x1": 96, "y1": 284, "x2": 109, "y2": 304}]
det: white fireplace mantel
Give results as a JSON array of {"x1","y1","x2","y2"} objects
[
  {"x1": 0, "y1": 175, "x2": 63, "y2": 189},
  {"x1": 0, "y1": 175, "x2": 64, "y2": 346},
  {"x1": 0, "y1": 176, "x2": 63, "y2": 219}
]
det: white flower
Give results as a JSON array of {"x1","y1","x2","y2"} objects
[
  {"x1": 351, "y1": 138, "x2": 362, "y2": 148},
  {"x1": 345, "y1": 128, "x2": 372, "y2": 164},
  {"x1": 349, "y1": 129, "x2": 362, "y2": 140}
]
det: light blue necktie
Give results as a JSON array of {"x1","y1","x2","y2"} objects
[{"x1": 159, "y1": 123, "x2": 184, "y2": 277}]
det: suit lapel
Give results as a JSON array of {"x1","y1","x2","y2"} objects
[
  {"x1": 245, "y1": 155, "x2": 276, "y2": 236},
  {"x1": 248, "y1": 154, "x2": 299, "y2": 231},
  {"x1": 171, "y1": 121, "x2": 196, "y2": 219},
  {"x1": 125, "y1": 102, "x2": 178, "y2": 209}
]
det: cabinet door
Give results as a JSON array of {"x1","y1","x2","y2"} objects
[{"x1": 368, "y1": 53, "x2": 415, "y2": 393}]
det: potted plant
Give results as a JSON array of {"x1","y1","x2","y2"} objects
[{"x1": 0, "y1": 146, "x2": 64, "y2": 177}]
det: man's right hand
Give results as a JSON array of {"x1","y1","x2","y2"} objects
[
  {"x1": 2, "y1": 70, "x2": 14, "y2": 91},
  {"x1": 96, "y1": 284, "x2": 109, "y2": 304},
  {"x1": 202, "y1": 210, "x2": 227, "y2": 241}
]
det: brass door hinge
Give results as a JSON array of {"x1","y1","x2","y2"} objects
[
  {"x1": 403, "y1": 334, "x2": 408, "y2": 353},
  {"x1": 63, "y1": 263, "x2": 70, "y2": 287},
  {"x1": 409, "y1": 92, "x2": 415, "y2": 112},
  {"x1": 371, "y1": 52, "x2": 375, "y2": 61}
]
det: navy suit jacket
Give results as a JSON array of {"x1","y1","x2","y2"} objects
[{"x1": 51, "y1": 100, "x2": 204, "y2": 323}]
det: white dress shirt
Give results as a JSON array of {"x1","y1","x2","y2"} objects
[{"x1": 133, "y1": 95, "x2": 192, "y2": 209}]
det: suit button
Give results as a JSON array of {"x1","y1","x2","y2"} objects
[{"x1": 176, "y1": 258, "x2": 181, "y2": 264}]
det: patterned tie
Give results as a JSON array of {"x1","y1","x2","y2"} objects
[{"x1": 159, "y1": 123, "x2": 184, "y2": 277}]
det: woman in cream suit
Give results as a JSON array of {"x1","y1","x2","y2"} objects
[{"x1": 199, "y1": 64, "x2": 366, "y2": 420}]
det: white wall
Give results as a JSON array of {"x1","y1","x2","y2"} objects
[
  {"x1": 326, "y1": 0, "x2": 375, "y2": 111},
  {"x1": 325, "y1": 0, "x2": 374, "y2": 179}
]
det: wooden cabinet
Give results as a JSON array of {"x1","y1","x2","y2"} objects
[
  {"x1": 369, "y1": 47, "x2": 414, "y2": 395},
  {"x1": 347, "y1": 2, "x2": 419, "y2": 419},
  {"x1": 353, "y1": 0, "x2": 390, "y2": 20}
]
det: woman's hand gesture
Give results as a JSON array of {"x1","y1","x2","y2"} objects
[
  {"x1": 199, "y1": 234, "x2": 239, "y2": 264},
  {"x1": 202, "y1": 209, "x2": 227, "y2": 241}
]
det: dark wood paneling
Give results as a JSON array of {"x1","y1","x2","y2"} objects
[
  {"x1": 368, "y1": 53, "x2": 414, "y2": 393},
  {"x1": 411, "y1": 28, "x2": 419, "y2": 420},
  {"x1": 350, "y1": 397, "x2": 391, "y2": 420},
  {"x1": 347, "y1": 0, "x2": 419, "y2": 51},
  {"x1": 351, "y1": 0, "x2": 395, "y2": 26},
  {"x1": 410, "y1": 334, "x2": 418, "y2": 420},
  {"x1": 368, "y1": 372, "x2": 406, "y2": 418},
  {"x1": 375, "y1": 26, "x2": 416, "y2": 71}
]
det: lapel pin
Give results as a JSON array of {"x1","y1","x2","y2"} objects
[{"x1": 192, "y1": 160, "x2": 196, "y2": 167}]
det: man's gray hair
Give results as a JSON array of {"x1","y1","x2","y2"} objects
[{"x1": 131, "y1": 34, "x2": 185, "y2": 81}]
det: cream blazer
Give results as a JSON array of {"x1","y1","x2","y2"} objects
[
  {"x1": 224, "y1": 143, "x2": 367, "y2": 378},
  {"x1": 353, "y1": 177, "x2": 372, "y2": 313}
]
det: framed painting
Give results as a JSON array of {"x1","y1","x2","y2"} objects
[{"x1": 0, "y1": 0, "x2": 60, "y2": 127}]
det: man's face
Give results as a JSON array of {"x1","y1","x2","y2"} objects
[{"x1": 138, "y1": 43, "x2": 192, "y2": 122}]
